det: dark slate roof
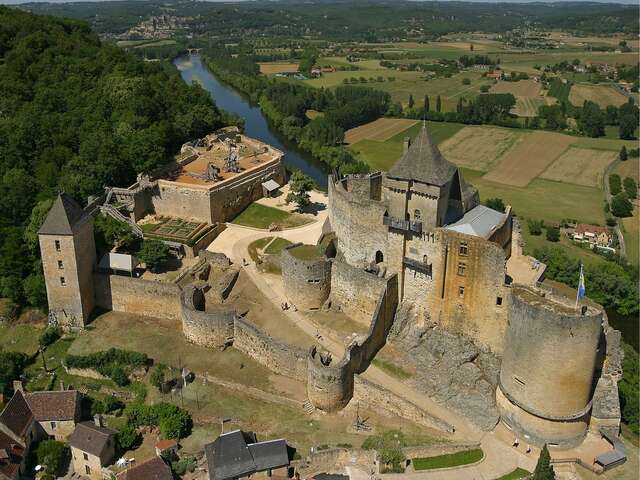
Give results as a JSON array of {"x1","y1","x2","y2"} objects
[
  {"x1": 68, "y1": 421, "x2": 117, "y2": 458},
  {"x1": 117, "y1": 456, "x2": 174, "y2": 480},
  {"x1": 25, "y1": 390, "x2": 81, "y2": 422},
  {"x1": 205, "y1": 430, "x2": 289, "y2": 480},
  {"x1": 38, "y1": 193, "x2": 88, "y2": 236},
  {"x1": 248, "y1": 439, "x2": 289, "y2": 471},
  {"x1": 0, "y1": 391, "x2": 33, "y2": 440},
  {"x1": 387, "y1": 124, "x2": 457, "y2": 186}
]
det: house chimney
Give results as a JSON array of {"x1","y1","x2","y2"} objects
[
  {"x1": 12, "y1": 380, "x2": 23, "y2": 393},
  {"x1": 94, "y1": 414, "x2": 103, "y2": 428},
  {"x1": 403, "y1": 137, "x2": 411, "y2": 153}
]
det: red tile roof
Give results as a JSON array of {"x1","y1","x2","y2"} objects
[
  {"x1": 0, "y1": 430, "x2": 25, "y2": 480},
  {"x1": 0, "y1": 391, "x2": 33, "y2": 441},
  {"x1": 575, "y1": 224, "x2": 609, "y2": 236},
  {"x1": 25, "y1": 390, "x2": 80, "y2": 422},
  {"x1": 116, "y1": 456, "x2": 173, "y2": 480}
]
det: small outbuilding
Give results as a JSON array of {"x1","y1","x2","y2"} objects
[{"x1": 261, "y1": 179, "x2": 281, "y2": 198}]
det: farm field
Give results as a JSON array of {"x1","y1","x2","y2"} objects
[
  {"x1": 499, "y1": 52, "x2": 638, "y2": 75},
  {"x1": 540, "y1": 148, "x2": 616, "y2": 187},
  {"x1": 116, "y1": 39, "x2": 176, "y2": 48},
  {"x1": 345, "y1": 118, "x2": 418, "y2": 144},
  {"x1": 512, "y1": 97, "x2": 545, "y2": 117},
  {"x1": 622, "y1": 211, "x2": 639, "y2": 266},
  {"x1": 258, "y1": 62, "x2": 299, "y2": 74},
  {"x1": 439, "y1": 126, "x2": 525, "y2": 171},
  {"x1": 614, "y1": 158, "x2": 640, "y2": 182},
  {"x1": 490, "y1": 79, "x2": 541, "y2": 97},
  {"x1": 569, "y1": 83, "x2": 628, "y2": 108},
  {"x1": 544, "y1": 32, "x2": 640, "y2": 49}
]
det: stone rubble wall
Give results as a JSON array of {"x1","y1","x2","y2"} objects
[{"x1": 93, "y1": 273, "x2": 182, "y2": 321}]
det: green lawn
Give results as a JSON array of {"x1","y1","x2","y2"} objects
[
  {"x1": 232, "y1": 203, "x2": 310, "y2": 230},
  {"x1": 495, "y1": 468, "x2": 531, "y2": 480},
  {"x1": 412, "y1": 448, "x2": 484, "y2": 470},
  {"x1": 0, "y1": 324, "x2": 42, "y2": 355},
  {"x1": 264, "y1": 237, "x2": 293, "y2": 255},
  {"x1": 288, "y1": 244, "x2": 322, "y2": 260}
]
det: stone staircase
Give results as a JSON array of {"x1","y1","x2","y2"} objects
[{"x1": 99, "y1": 204, "x2": 144, "y2": 238}]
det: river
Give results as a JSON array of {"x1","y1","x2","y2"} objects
[{"x1": 174, "y1": 54, "x2": 328, "y2": 186}]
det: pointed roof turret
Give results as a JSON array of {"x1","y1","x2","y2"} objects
[
  {"x1": 387, "y1": 124, "x2": 457, "y2": 186},
  {"x1": 38, "y1": 193, "x2": 88, "y2": 236}
]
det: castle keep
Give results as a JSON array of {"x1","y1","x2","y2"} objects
[{"x1": 38, "y1": 125, "x2": 625, "y2": 466}]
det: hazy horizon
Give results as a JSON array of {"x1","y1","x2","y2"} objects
[{"x1": 2, "y1": 0, "x2": 638, "y2": 5}]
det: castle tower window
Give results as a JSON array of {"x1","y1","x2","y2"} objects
[
  {"x1": 59, "y1": 276, "x2": 66, "y2": 286},
  {"x1": 54, "y1": 240, "x2": 61, "y2": 252},
  {"x1": 459, "y1": 242, "x2": 469, "y2": 256},
  {"x1": 414, "y1": 209, "x2": 421, "y2": 221},
  {"x1": 375, "y1": 250, "x2": 384, "y2": 264},
  {"x1": 458, "y1": 286, "x2": 465, "y2": 298},
  {"x1": 457, "y1": 262, "x2": 466, "y2": 276},
  {"x1": 496, "y1": 296, "x2": 503, "y2": 306},
  {"x1": 57, "y1": 260, "x2": 64, "y2": 269},
  {"x1": 423, "y1": 255, "x2": 428, "y2": 264}
]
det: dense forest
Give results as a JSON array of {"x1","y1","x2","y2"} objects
[
  {"x1": 23, "y1": 0, "x2": 640, "y2": 39},
  {"x1": 0, "y1": 7, "x2": 230, "y2": 310}
]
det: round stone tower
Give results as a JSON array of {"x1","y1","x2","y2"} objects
[
  {"x1": 281, "y1": 243, "x2": 331, "y2": 310},
  {"x1": 496, "y1": 285, "x2": 603, "y2": 448},
  {"x1": 306, "y1": 346, "x2": 353, "y2": 412}
]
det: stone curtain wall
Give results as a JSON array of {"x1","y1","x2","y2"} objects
[
  {"x1": 329, "y1": 260, "x2": 389, "y2": 324},
  {"x1": 353, "y1": 377, "x2": 453, "y2": 432},
  {"x1": 281, "y1": 244, "x2": 332, "y2": 309},
  {"x1": 153, "y1": 181, "x2": 213, "y2": 224},
  {"x1": 307, "y1": 273, "x2": 399, "y2": 411},
  {"x1": 328, "y1": 175, "x2": 388, "y2": 268},
  {"x1": 180, "y1": 285, "x2": 307, "y2": 381},
  {"x1": 94, "y1": 273, "x2": 182, "y2": 321},
  {"x1": 181, "y1": 286, "x2": 235, "y2": 349},
  {"x1": 233, "y1": 317, "x2": 308, "y2": 381}
]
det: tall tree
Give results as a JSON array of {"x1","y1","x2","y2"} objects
[
  {"x1": 533, "y1": 445, "x2": 555, "y2": 480},
  {"x1": 408, "y1": 94, "x2": 414, "y2": 110},
  {"x1": 619, "y1": 114, "x2": 637, "y2": 140},
  {"x1": 619, "y1": 145, "x2": 628, "y2": 161},
  {"x1": 424, "y1": 95, "x2": 430, "y2": 113},
  {"x1": 436, "y1": 95, "x2": 442, "y2": 113}
]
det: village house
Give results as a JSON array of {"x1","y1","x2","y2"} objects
[
  {"x1": 571, "y1": 223, "x2": 613, "y2": 249},
  {"x1": 486, "y1": 68, "x2": 504, "y2": 79},
  {"x1": 69, "y1": 417, "x2": 118, "y2": 480},
  {"x1": 116, "y1": 456, "x2": 173, "y2": 480},
  {"x1": 205, "y1": 430, "x2": 291, "y2": 480},
  {"x1": 0, "y1": 388, "x2": 83, "y2": 479}
]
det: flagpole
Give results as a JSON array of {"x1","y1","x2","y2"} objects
[{"x1": 575, "y1": 263, "x2": 583, "y2": 311}]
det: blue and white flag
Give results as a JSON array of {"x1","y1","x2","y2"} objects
[{"x1": 577, "y1": 264, "x2": 586, "y2": 299}]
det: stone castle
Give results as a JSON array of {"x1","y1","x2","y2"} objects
[{"x1": 38, "y1": 125, "x2": 625, "y2": 466}]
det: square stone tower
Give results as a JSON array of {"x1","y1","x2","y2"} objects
[{"x1": 38, "y1": 193, "x2": 96, "y2": 329}]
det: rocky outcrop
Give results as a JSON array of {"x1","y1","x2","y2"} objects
[{"x1": 389, "y1": 302, "x2": 500, "y2": 431}]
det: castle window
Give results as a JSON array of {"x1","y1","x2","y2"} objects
[
  {"x1": 457, "y1": 262, "x2": 466, "y2": 276},
  {"x1": 60, "y1": 277, "x2": 66, "y2": 287},
  {"x1": 459, "y1": 242, "x2": 469, "y2": 256},
  {"x1": 83, "y1": 453, "x2": 89, "y2": 461},
  {"x1": 423, "y1": 255, "x2": 428, "y2": 264},
  {"x1": 496, "y1": 296, "x2": 503, "y2": 306},
  {"x1": 57, "y1": 260, "x2": 64, "y2": 269},
  {"x1": 54, "y1": 240, "x2": 61, "y2": 252},
  {"x1": 85, "y1": 465, "x2": 91, "y2": 475},
  {"x1": 458, "y1": 286, "x2": 465, "y2": 298},
  {"x1": 414, "y1": 209, "x2": 421, "y2": 221},
  {"x1": 50, "y1": 421, "x2": 56, "y2": 430},
  {"x1": 375, "y1": 250, "x2": 384, "y2": 264}
]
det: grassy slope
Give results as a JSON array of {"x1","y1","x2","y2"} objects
[
  {"x1": 232, "y1": 203, "x2": 309, "y2": 229},
  {"x1": 412, "y1": 449, "x2": 484, "y2": 470}
]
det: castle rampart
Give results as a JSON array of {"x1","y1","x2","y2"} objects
[
  {"x1": 94, "y1": 273, "x2": 182, "y2": 321},
  {"x1": 180, "y1": 285, "x2": 235, "y2": 349},
  {"x1": 497, "y1": 285, "x2": 603, "y2": 447},
  {"x1": 281, "y1": 243, "x2": 332, "y2": 310}
]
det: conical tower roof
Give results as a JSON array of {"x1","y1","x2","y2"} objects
[
  {"x1": 387, "y1": 124, "x2": 457, "y2": 186},
  {"x1": 38, "y1": 193, "x2": 88, "y2": 236}
]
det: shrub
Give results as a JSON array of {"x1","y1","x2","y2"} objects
[
  {"x1": 462, "y1": 77, "x2": 471, "y2": 85},
  {"x1": 609, "y1": 174, "x2": 622, "y2": 195},
  {"x1": 546, "y1": 227, "x2": 560, "y2": 242},
  {"x1": 117, "y1": 423, "x2": 141, "y2": 451},
  {"x1": 623, "y1": 177, "x2": 637, "y2": 199},
  {"x1": 611, "y1": 192, "x2": 633, "y2": 217},
  {"x1": 172, "y1": 457, "x2": 197, "y2": 475},
  {"x1": 150, "y1": 364, "x2": 168, "y2": 390},
  {"x1": 480, "y1": 84, "x2": 490, "y2": 93},
  {"x1": 39, "y1": 326, "x2": 61, "y2": 348},
  {"x1": 484, "y1": 197, "x2": 506, "y2": 213},
  {"x1": 527, "y1": 219, "x2": 544, "y2": 235},
  {"x1": 65, "y1": 348, "x2": 148, "y2": 385},
  {"x1": 110, "y1": 365, "x2": 129, "y2": 386},
  {"x1": 362, "y1": 430, "x2": 406, "y2": 471},
  {"x1": 36, "y1": 440, "x2": 69, "y2": 476},
  {"x1": 137, "y1": 239, "x2": 170, "y2": 271},
  {"x1": 125, "y1": 402, "x2": 192, "y2": 440}
]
